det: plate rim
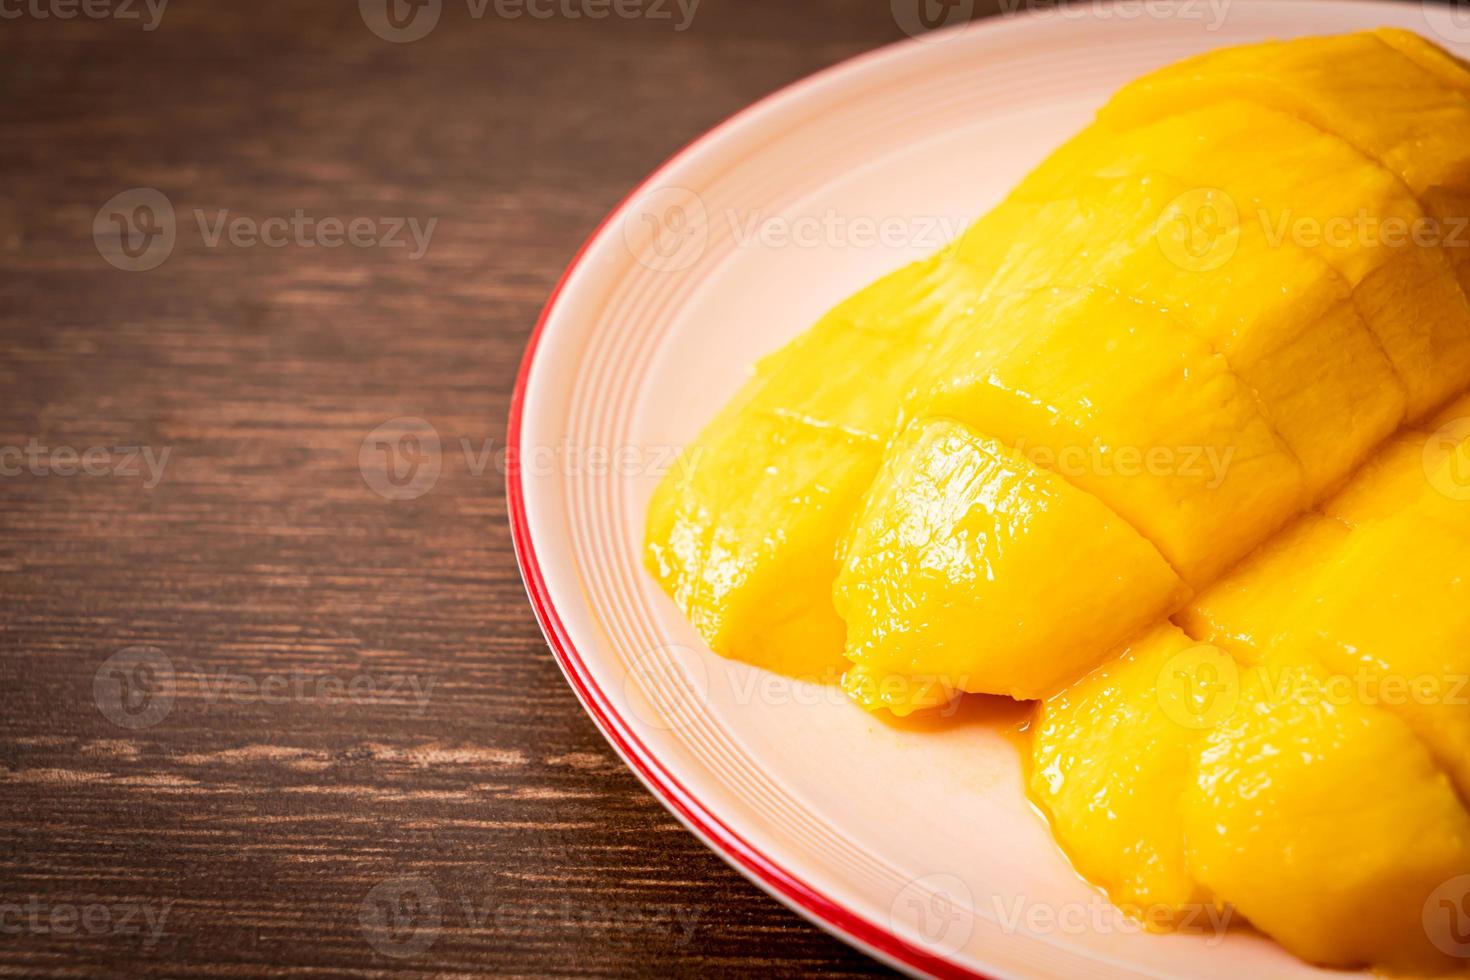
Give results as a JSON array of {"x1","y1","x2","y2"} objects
[
  {"x1": 505, "y1": 22, "x2": 1004, "y2": 976},
  {"x1": 505, "y1": 4, "x2": 1451, "y2": 976}
]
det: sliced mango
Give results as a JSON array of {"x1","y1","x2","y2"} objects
[
  {"x1": 1183, "y1": 646, "x2": 1470, "y2": 973},
  {"x1": 1175, "y1": 513, "x2": 1349, "y2": 655},
  {"x1": 1095, "y1": 29, "x2": 1470, "y2": 414},
  {"x1": 963, "y1": 173, "x2": 1405, "y2": 498},
  {"x1": 834, "y1": 418, "x2": 1186, "y2": 702},
  {"x1": 1013, "y1": 99, "x2": 1470, "y2": 418},
  {"x1": 914, "y1": 283, "x2": 1304, "y2": 586},
  {"x1": 645, "y1": 254, "x2": 974, "y2": 677},
  {"x1": 1030, "y1": 623, "x2": 1223, "y2": 917}
]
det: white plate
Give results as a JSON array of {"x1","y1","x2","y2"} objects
[{"x1": 508, "y1": 4, "x2": 1470, "y2": 976}]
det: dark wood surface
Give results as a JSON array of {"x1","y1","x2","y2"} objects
[{"x1": 0, "y1": 0, "x2": 1018, "y2": 975}]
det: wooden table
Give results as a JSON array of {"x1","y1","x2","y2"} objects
[{"x1": 0, "y1": 0, "x2": 1008, "y2": 974}]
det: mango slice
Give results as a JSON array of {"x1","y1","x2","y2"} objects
[
  {"x1": 1095, "y1": 29, "x2": 1470, "y2": 411},
  {"x1": 834, "y1": 418, "x2": 1185, "y2": 702},
  {"x1": 1030, "y1": 623, "x2": 1222, "y2": 917},
  {"x1": 645, "y1": 255, "x2": 974, "y2": 677},
  {"x1": 913, "y1": 283, "x2": 1303, "y2": 587},
  {"x1": 959, "y1": 173, "x2": 1405, "y2": 499},
  {"x1": 1013, "y1": 99, "x2": 1470, "y2": 419},
  {"x1": 1183, "y1": 647, "x2": 1470, "y2": 974},
  {"x1": 1175, "y1": 513, "x2": 1348, "y2": 654}
]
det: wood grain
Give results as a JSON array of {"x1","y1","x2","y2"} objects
[{"x1": 0, "y1": 0, "x2": 1018, "y2": 974}]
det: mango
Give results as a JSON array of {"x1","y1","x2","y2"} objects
[
  {"x1": 1183, "y1": 646, "x2": 1470, "y2": 973},
  {"x1": 1013, "y1": 99, "x2": 1470, "y2": 418},
  {"x1": 834, "y1": 418, "x2": 1185, "y2": 702},
  {"x1": 913, "y1": 283, "x2": 1304, "y2": 587},
  {"x1": 1030, "y1": 623, "x2": 1222, "y2": 917},
  {"x1": 1095, "y1": 29, "x2": 1470, "y2": 416},
  {"x1": 645, "y1": 254, "x2": 976, "y2": 677}
]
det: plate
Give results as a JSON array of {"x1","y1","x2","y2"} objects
[{"x1": 508, "y1": 4, "x2": 1468, "y2": 976}]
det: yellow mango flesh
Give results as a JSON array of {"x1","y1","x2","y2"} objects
[
  {"x1": 914, "y1": 283, "x2": 1304, "y2": 587},
  {"x1": 834, "y1": 418, "x2": 1185, "y2": 702},
  {"x1": 959, "y1": 173, "x2": 1405, "y2": 499},
  {"x1": 1030, "y1": 623, "x2": 1221, "y2": 916},
  {"x1": 644, "y1": 255, "x2": 974, "y2": 677},
  {"x1": 1183, "y1": 647, "x2": 1470, "y2": 974},
  {"x1": 1097, "y1": 29, "x2": 1470, "y2": 399},
  {"x1": 1175, "y1": 513, "x2": 1348, "y2": 654},
  {"x1": 1013, "y1": 99, "x2": 1470, "y2": 419}
]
